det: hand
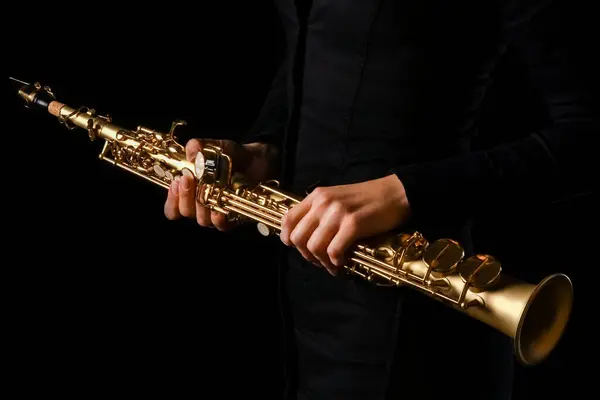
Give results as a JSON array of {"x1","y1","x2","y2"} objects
[
  {"x1": 164, "y1": 139, "x2": 279, "y2": 230},
  {"x1": 280, "y1": 174, "x2": 410, "y2": 275}
]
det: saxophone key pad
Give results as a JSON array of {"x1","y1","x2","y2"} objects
[
  {"x1": 153, "y1": 164, "x2": 166, "y2": 178},
  {"x1": 182, "y1": 168, "x2": 194, "y2": 178},
  {"x1": 194, "y1": 151, "x2": 205, "y2": 180},
  {"x1": 257, "y1": 222, "x2": 272, "y2": 236},
  {"x1": 458, "y1": 255, "x2": 502, "y2": 292},
  {"x1": 422, "y1": 238, "x2": 464, "y2": 276}
]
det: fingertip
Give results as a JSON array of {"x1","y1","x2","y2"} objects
[
  {"x1": 186, "y1": 139, "x2": 202, "y2": 161},
  {"x1": 180, "y1": 175, "x2": 194, "y2": 191},
  {"x1": 164, "y1": 200, "x2": 181, "y2": 220},
  {"x1": 196, "y1": 206, "x2": 211, "y2": 227},
  {"x1": 171, "y1": 177, "x2": 180, "y2": 196},
  {"x1": 212, "y1": 212, "x2": 230, "y2": 231},
  {"x1": 280, "y1": 231, "x2": 289, "y2": 246},
  {"x1": 164, "y1": 180, "x2": 179, "y2": 218},
  {"x1": 178, "y1": 176, "x2": 197, "y2": 218}
]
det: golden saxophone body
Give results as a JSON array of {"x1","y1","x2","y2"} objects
[{"x1": 12, "y1": 78, "x2": 574, "y2": 367}]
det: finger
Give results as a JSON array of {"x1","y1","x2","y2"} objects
[
  {"x1": 306, "y1": 218, "x2": 339, "y2": 272},
  {"x1": 195, "y1": 183, "x2": 216, "y2": 227},
  {"x1": 327, "y1": 218, "x2": 358, "y2": 272},
  {"x1": 211, "y1": 211, "x2": 235, "y2": 231},
  {"x1": 281, "y1": 198, "x2": 313, "y2": 246},
  {"x1": 289, "y1": 208, "x2": 320, "y2": 263},
  {"x1": 178, "y1": 175, "x2": 196, "y2": 218},
  {"x1": 164, "y1": 178, "x2": 182, "y2": 220},
  {"x1": 186, "y1": 139, "x2": 202, "y2": 162},
  {"x1": 195, "y1": 195, "x2": 212, "y2": 227}
]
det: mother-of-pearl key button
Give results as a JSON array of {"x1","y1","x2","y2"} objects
[
  {"x1": 153, "y1": 164, "x2": 166, "y2": 178},
  {"x1": 194, "y1": 152, "x2": 205, "y2": 179}
]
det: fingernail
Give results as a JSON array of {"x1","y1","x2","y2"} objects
[{"x1": 181, "y1": 176, "x2": 190, "y2": 191}]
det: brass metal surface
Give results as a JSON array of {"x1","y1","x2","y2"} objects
[{"x1": 13, "y1": 79, "x2": 574, "y2": 367}]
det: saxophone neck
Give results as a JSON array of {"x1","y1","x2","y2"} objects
[{"x1": 10, "y1": 77, "x2": 57, "y2": 111}]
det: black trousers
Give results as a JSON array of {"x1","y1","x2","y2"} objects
[{"x1": 281, "y1": 248, "x2": 515, "y2": 400}]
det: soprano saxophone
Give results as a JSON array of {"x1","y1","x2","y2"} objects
[{"x1": 11, "y1": 77, "x2": 574, "y2": 367}]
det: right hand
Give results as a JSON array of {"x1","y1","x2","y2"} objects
[{"x1": 163, "y1": 139, "x2": 279, "y2": 231}]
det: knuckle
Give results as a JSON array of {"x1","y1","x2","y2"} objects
[
  {"x1": 313, "y1": 188, "x2": 330, "y2": 204},
  {"x1": 312, "y1": 187, "x2": 325, "y2": 196},
  {"x1": 306, "y1": 239, "x2": 320, "y2": 255},
  {"x1": 290, "y1": 229, "x2": 302, "y2": 246},
  {"x1": 327, "y1": 245, "x2": 343, "y2": 263},
  {"x1": 329, "y1": 200, "x2": 346, "y2": 214}
]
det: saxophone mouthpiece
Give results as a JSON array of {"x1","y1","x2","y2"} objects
[{"x1": 10, "y1": 76, "x2": 56, "y2": 111}]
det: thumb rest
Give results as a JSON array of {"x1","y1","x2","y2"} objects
[{"x1": 12, "y1": 78, "x2": 574, "y2": 367}]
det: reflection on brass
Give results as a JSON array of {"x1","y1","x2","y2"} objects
[
  {"x1": 423, "y1": 238, "x2": 464, "y2": 275},
  {"x1": 12, "y1": 78, "x2": 574, "y2": 367}
]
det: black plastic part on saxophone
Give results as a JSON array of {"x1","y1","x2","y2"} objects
[
  {"x1": 10, "y1": 78, "x2": 54, "y2": 111},
  {"x1": 28, "y1": 86, "x2": 54, "y2": 110}
]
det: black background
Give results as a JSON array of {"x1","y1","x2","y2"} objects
[{"x1": 6, "y1": 2, "x2": 597, "y2": 398}]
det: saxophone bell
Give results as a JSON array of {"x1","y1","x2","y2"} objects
[{"x1": 512, "y1": 272, "x2": 573, "y2": 366}]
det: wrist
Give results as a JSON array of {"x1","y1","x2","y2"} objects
[
  {"x1": 241, "y1": 142, "x2": 280, "y2": 181},
  {"x1": 384, "y1": 173, "x2": 410, "y2": 214},
  {"x1": 243, "y1": 142, "x2": 279, "y2": 161}
]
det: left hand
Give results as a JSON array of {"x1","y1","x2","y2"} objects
[{"x1": 280, "y1": 174, "x2": 411, "y2": 275}]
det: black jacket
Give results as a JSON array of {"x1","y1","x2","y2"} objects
[
  {"x1": 244, "y1": 0, "x2": 596, "y2": 231},
  {"x1": 242, "y1": 0, "x2": 596, "y2": 398}
]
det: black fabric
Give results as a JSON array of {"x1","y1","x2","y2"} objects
[
  {"x1": 286, "y1": 249, "x2": 515, "y2": 400},
  {"x1": 242, "y1": 0, "x2": 597, "y2": 399}
]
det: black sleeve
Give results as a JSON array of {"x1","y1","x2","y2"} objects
[
  {"x1": 389, "y1": 0, "x2": 598, "y2": 224},
  {"x1": 239, "y1": 47, "x2": 290, "y2": 149}
]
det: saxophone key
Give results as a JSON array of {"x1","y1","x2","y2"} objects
[
  {"x1": 181, "y1": 168, "x2": 194, "y2": 179},
  {"x1": 153, "y1": 164, "x2": 166, "y2": 178},
  {"x1": 458, "y1": 254, "x2": 502, "y2": 293},
  {"x1": 422, "y1": 238, "x2": 464, "y2": 276},
  {"x1": 257, "y1": 222, "x2": 274, "y2": 236},
  {"x1": 425, "y1": 276, "x2": 450, "y2": 290}
]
